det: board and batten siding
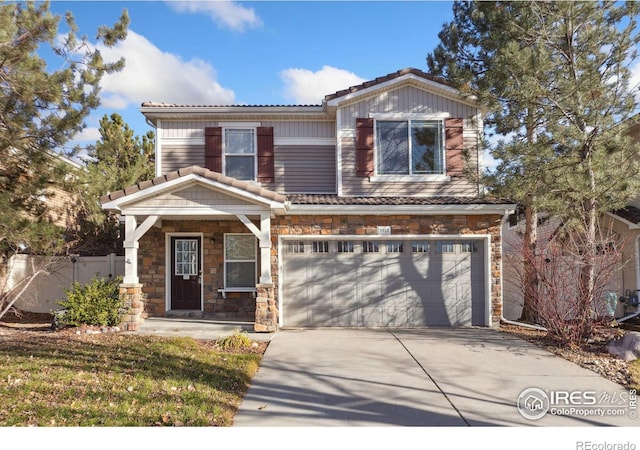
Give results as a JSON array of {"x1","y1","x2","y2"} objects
[
  {"x1": 339, "y1": 85, "x2": 478, "y2": 129},
  {"x1": 339, "y1": 85, "x2": 481, "y2": 197}
]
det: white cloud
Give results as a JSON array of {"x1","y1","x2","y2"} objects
[
  {"x1": 167, "y1": 1, "x2": 261, "y2": 32},
  {"x1": 96, "y1": 30, "x2": 235, "y2": 108},
  {"x1": 279, "y1": 66, "x2": 366, "y2": 104},
  {"x1": 630, "y1": 59, "x2": 640, "y2": 104},
  {"x1": 74, "y1": 126, "x2": 101, "y2": 143}
]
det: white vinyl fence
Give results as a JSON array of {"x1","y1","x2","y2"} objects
[{"x1": 4, "y1": 254, "x2": 124, "y2": 314}]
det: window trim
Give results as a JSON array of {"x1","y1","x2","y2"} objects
[
  {"x1": 222, "y1": 126, "x2": 258, "y2": 181},
  {"x1": 223, "y1": 233, "x2": 257, "y2": 289},
  {"x1": 370, "y1": 113, "x2": 450, "y2": 180}
]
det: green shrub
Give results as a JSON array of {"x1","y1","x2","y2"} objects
[
  {"x1": 55, "y1": 276, "x2": 126, "y2": 328},
  {"x1": 216, "y1": 329, "x2": 253, "y2": 351}
]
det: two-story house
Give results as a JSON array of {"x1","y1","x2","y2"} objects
[{"x1": 101, "y1": 68, "x2": 515, "y2": 331}]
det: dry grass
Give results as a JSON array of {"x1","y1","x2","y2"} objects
[{"x1": 0, "y1": 322, "x2": 264, "y2": 426}]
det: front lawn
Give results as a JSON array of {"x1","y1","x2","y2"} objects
[{"x1": 0, "y1": 330, "x2": 263, "y2": 426}]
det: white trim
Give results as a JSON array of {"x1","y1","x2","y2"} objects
[
  {"x1": 102, "y1": 174, "x2": 285, "y2": 211},
  {"x1": 370, "y1": 112, "x2": 451, "y2": 120},
  {"x1": 278, "y1": 233, "x2": 493, "y2": 328},
  {"x1": 219, "y1": 122, "x2": 261, "y2": 127},
  {"x1": 285, "y1": 203, "x2": 516, "y2": 216},
  {"x1": 336, "y1": 108, "x2": 343, "y2": 196},
  {"x1": 370, "y1": 175, "x2": 451, "y2": 183},
  {"x1": 155, "y1": 119, "x2": 162, "y2": 177},
  {"x1": 120, "y1": 206, "x2": 270, "y2": 217},
  {"x1": 165, "y1": 232, "x2": 204, "y2": 312}
]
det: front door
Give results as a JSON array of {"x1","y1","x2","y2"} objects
[{"x1": 171, "y1": 237, "x2": 202, "y2": 310}]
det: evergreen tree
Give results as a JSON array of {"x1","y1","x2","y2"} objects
[
  {"x1": 0, "y1": 1, "x2": 128, "y2": 318},
  {"x1": 74, "y1": 113, "x2": 155, "y2": 254},
  {"x1": 427, "y1": 1, "x2": 640, "y2": 332}
]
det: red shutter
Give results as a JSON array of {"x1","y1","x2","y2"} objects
[
  {"x1": 356, "y1": 118, "x2": 374, "y2": 177},
  {"x1": 257, "y1": 127, "x2": 274, "y2": 183},
  {"x1": 445, "y1": 118, "x2": 464, "y2": 177},
  {"x1": 204, "y1": 127, "x2": 222, "y2": 173}
]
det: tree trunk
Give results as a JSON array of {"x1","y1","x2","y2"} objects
[{"x1": 520, "y1": 198, "x2": 539, "y2": 322}]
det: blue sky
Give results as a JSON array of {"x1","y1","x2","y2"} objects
[{"x1": 46, "y1": 1, "x2": 456, "y2": 152}]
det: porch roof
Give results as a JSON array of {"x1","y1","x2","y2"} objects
[{"x1": 100, "y1": 166, "x2": 286, "y2": 206}]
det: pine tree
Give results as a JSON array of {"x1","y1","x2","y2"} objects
[
  {"x1": 427, "y1": 1, "x2": 640, "y2": 334},
  {"x1": 74, "y1": 113, "x2": 155, "y2": 254},
  {"x1": 0, "y1": 1, "x2": 128, "y2": 318}
]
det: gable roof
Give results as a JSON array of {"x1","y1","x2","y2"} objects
[
  {"x1": 100, "y1": 165, "x2": 286, "y2": 206},
  {"x1": 324, "y1": 68, "x2": 452, "y2": 102},
  {"x1": 139, "y1": 67, "x2": 473, "y2": 123}
]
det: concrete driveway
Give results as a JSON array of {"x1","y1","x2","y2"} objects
[{"x1": 233, "y1": 328, "x2": 639, "y2": 426}]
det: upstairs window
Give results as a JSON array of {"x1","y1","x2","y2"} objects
[
  {"x1": 224, "y1": 128, "x2": 256, "y2": 180},
  {"x1": 376, "y1": 120, "x2": 444, "y2": 175}
]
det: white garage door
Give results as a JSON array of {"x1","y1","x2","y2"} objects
[{"x1": 282, "y1": 239, "x2": 485, "y2": 327}]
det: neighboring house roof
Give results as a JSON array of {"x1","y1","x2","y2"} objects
[
  {"x1": 100, "y1": 165, "x2": 286, "y2": 205},
  {"x1": 610, "y1": 206, "x2": 640, "y2": 227}
]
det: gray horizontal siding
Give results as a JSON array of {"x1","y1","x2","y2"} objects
[
  {"x1": 161, "y1": 145, "x2": 205, "y2": 173},
  {"x1": 265, "y1": 145, "x2": 336, "y2": 194},
  {"x1": 160, "y1": 120, "x2": 335, "y2": 139},
  {"x1": 339, "y1": 85, "x2": 479, "y2": 131},
  {"x1": 160, "y1": 143, "x2": 336, "y2": 194}
]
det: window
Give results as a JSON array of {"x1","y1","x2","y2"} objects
[
  {"x1": 387, "y1": 241, "x2": 404, "y2": 253},
  {"x1": 224, "y1": 128, "x2": 255, "y2": 180},
  {"x1": 412, "y1": 241, "x2": 430, "y2": 253},
  {"x1": 436, "y1": 241, "x2": 455, "y2": 254},
  {"x1": 376, "y1": 120, "x2": 444, "y2": 175},
  {"x1": 286, "y1": 241, "x2": 305, "y2": 254},
  {"x1": 461, "y1": 241, "x2": 478, "y2": 253},
  {"x1": 224, "y1": 234, "x2": 256, "y2": 288},
  {"x1": 175, "y1": 239, "x2": 198, "y2": 276},
  {"x1": 362, "y1": 241, "x2": 380, "y2": 253},
  {"x1": 337, "y1": 241, "x2": 355, "y2": 253},
  {"x1": 312, "y1": 241, "x2": 329, "y2": 253}
]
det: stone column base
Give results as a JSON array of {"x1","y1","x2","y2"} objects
[
  {"x1": 254, "y1": 283, "x2": 278, "y2": 332},
  {"x1": 119, "y1": 283, "x2": 146, "y2": 332}
]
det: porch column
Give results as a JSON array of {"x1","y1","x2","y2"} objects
[
  {"x1": 259, "y1": 213, "x2": 272, "y2": 284},
  {"x1": 237, "y1": 213, "x2": 272, "y2": 284},
  {"x1": 122, "y1": 215, "x2": 160, "y2": 284},
  {"x1": 123, "y1": 215, "x2": 139, "y2": 284}
]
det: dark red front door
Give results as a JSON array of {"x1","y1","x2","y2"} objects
[{"x1": 171, "y1": 237, "x2": 201, "y2": 310}]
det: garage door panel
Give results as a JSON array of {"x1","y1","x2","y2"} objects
[{"x1": 282, "y1": 239, "x2": 486, "y2": 327}]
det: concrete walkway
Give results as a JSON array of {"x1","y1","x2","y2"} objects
[
  {"x1": 233, "y1": 328, "x2": 639, "y2": 426},
  {"x1": 134, "y1": 317, "x2": 275, "y2": 342}
]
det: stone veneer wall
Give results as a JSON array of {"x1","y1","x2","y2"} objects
[
  {"x1": 136, "y1": 214, "x2": 504, "y2": 326},
  {"x1": 272, "y1": 214, "x2": 505, "y2": 325},
  {"x1": 139, "y1": 219, "x2": 257, "y2": 320}
]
